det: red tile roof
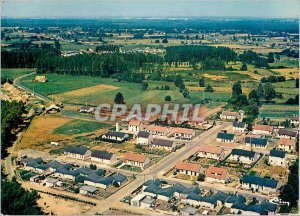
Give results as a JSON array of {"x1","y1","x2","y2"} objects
[
  {"x1": 253, "y1": 124, "x2": 273, "y2": 132},
  {"x1": 124, "y1": 153, "x2": 147, "y2": 163},
  {"x1": 175, "y1": 161, "x2": 201, "y2": 173},
  {"x1": 146, "y1": 125, "x2": 168, "y2": 133},
  {"x1": 129, "y1": 120, "x2": 141, "y2": 126},
  {"x1": 206, "y1": 166, "x2": 228, "y2": 180},
  {"x1": 277, "y1": 138, "x2": 296, "y2": 146},
  {"x1": 171, "y1": 127, "x2": 194, "y2": 135},
  {"x1": 198, "y1": 145, "x2": 223, "y2": 155}
]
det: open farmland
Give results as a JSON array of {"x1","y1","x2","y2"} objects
[
  {"x1": 1, "y1": 68, "x2": 34, "y2": 80},
  {"x1": 259, "y1": 104, "x2": 299, "y2": 120}
]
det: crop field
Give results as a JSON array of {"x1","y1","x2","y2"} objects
[
  {"x1": 1, "y1": 68, "x2": 34, "y2": 80},
  {"x1": 259, "y1": 104, "x2": 299, "y2": 120}
]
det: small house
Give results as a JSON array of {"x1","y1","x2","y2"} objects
[
  {"x1": 228, "y1": 149, "x2": 259, "y2": 164},
  {"x1": 80, "y1": 185, "x2": 98, "y2": 195},
  {"x1": 175, "y1": 161, "x2": 201, "y2": 177},
  {"x1": 233, "y1": 121, "x2": 247, "y2": 133},
  {"x1": 91, "y1": 150, "x2": 118, "y2": 164},
  {"x1": 277, "y1": 138, "x2": 296, "y2": 153},
  {"x1": 220, "y1": 110, "x2": 239, "y2": 120},
  {"x1": 269, "y1": 149, "x2": 287, "y2": 167},
  {"x1": 136, "y1": 131, "x2": 153, "y2": 145},
  {"x1": 171, "y1": 127, "x2": 195, "y2": 140},
  {"x1": 245, "y1": 137, "x2": 268, "y2": 148},
  {"x1": 101, "y1": 131, "x2": 129, "y2": 143},
  {"x1": 290, "y1": 116, "x2": 299, "y2": 127},
  {"x1": 123, "y1": 153, "x2": 150, "y2": 168},
  {"x1": 241, "y1": 175, "x2": 278, "y2": 193},
  {"x1": 45, "y1": 104, "x2": 61, "y2": 114},
  {"x1": 34, "y1": 75, "x2": 48, "y2": 82},
  {"x1": 152, "y1": 138, "x2": 176, "y2": 151},
  {"x1": 79, "y1": 106, "x2": 95, "y2": 114},
  {"x1": 277, "y1": 129, "x2": 298, "y2": 140},
  {"x1": 64, "y1": 146, "x2": 91, "y2": 160},
  {"x1": 198, "y1": 145, "x2": 225, "y2": 160},
  {"x1": 205, "y1": 166, "x2": 229, "y2": 184},
  {"x1": 128, "y1": 120, "x2": 142, "y2": 132},
  {"x1": 216, "y1": 132, "x2": 235, "y2": 143},
  {"x1": 144, "y1": 125, "x2": 168, "y2": 136},
  {"x1": 252, "y1": 124, "x2": 273, "y2": 135}
]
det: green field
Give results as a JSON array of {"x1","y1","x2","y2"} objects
[
  {"x1": 53, "y1": 119, "x2": 108, "y2": 135},
  {"x1": 1, "y1": 68, "x2": 34, "y2": 80},
  {"x1": 259, "y1": 104, "x2": 299, "y2": 119}
]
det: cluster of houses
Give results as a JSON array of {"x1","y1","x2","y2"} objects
[
  {"x1": 19, "y1": 157, "x2": 128, "y2": 194},
  {"x1": 131, "y1": 179, "x2": 277, "y2": 214},
  {"x1": 2, "y1": 82, "x2": 29, "y2": 103}
]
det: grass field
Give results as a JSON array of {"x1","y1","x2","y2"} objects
[
  {"x1": 259, "y1": 104, "x2": 299, "y2": 120},
  {"x1": 53, "y1": 119, "x2": 108, "y2": 135},
  {"x1": 1, "y1": 68, "x2": 34, "y2": 80}
]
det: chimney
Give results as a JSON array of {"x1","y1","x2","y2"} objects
[{"x1": 116, "y1": 122, "x2": 120, "y2": 132}]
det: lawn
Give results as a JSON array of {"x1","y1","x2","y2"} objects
[
  {"x1": 53, "y1": 119, "x2": 109, "y2": 135},
  {"x1": 1, "y1": 68, "x2": 34, "y2": 80},
  {"x1": 120, "y1": 164, "x2": 142, "y2": 172}
]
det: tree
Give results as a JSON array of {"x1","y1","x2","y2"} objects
[
  {"x1": 141, "y1": 82, "x2": 149, "y2": 91},
  {"x1": 1, "y1": 177, "x2": 43, "y2": 215},
  {"x1": 267, "y1": 52, "x2": 275, "y2": 63},
  {"x1": 205, "y1": 84, "x2": 214, "y2": 92},
  {"x1": 89, "y1": 164, "x2": 97, "y2": 170},
  {"x1": 114, "y1": 92, "x2": 125, "y2": 104},
  {"x1": 155, "y1": 39, "x2": 160, "y2": 43},
  {"x1": 182, "y1": 89, "x2": 190, "y2": 98},
  {"x1": 199, "y1": 77, "x2": 205, "y2": 87},
  {"x1": 296, "y1": 78, "x2": 299, "y2": 88},
  {"x1": 75, "y1": 175, "x2": 85, "y2": 183},
  {"x1": 197, "y1": 173, "x2": 205, "y2": 182},
  {"x1": 165, "y1": 95, "x2": 172, "y2": 102},
  {"x1": 286, "y1": 98, "x2": 295, "y2": 105},
  {"x1": 232, "y1": 81, "x2": 242, "y2": 98},
  {"x1": 235, "y1": 94, "x2": 249, "y2": 109},
  {"x1": 248, "y1": 89, "x2": 259, "y2": 104},
  {"x1": 240, "y1": 63, "x2": 247, "y2": 71},
  {"x1": 162, "y1": 38, "x2": 168, "y2": 43},
  {"x1": 263, "y1": 83, "x2": 276, "y2": 102},
  {"x1": 257, "y1": 81, "x2": 264, "y2": 106}
]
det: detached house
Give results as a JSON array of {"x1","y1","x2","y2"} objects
[
  {"x1": 171, "y1": 127, "x2": 195, "y2": 140},
  {"x1": 144, "y1": 125, "x2": 168, "y2": 136},
  {"x1": 175, "y1": 161, "x2": 201, "y2": 177},
  {"x1": 128, "y1": 120, "x2": 141, "y2": 132},
  {"x1": 252, "y1": 124, "x2": 273, "y2": 135},
  {"x1": 241, "y1": 175, "x2": 278, "y2": 193},
  {"x1": 269, "y1": 149, "x2": 287, "y2": 167},
  {"x1": 198, "y1": 145, "x2": 225, "y2": 160},
  {"x1": 277, "y1": 138, "x2": 296, "y2": 153},
  {"x1": 245, "y1": 137, "x2": 268, "y2": 148},
  {"x1": 217, "y1": 132, "x2": 235, "y2": 143},
  {"x1": 64, "y1": 146, "x2": 91, "y2": 160},
  {"x1": 290, "y1": 116, "x2": 299, "y2": 127},
  {"x1": 233, "y1": 121, "x2": 247, "y2": 133},
  {"x1": 136, "y1": 131, "x2": 153, "y2": 145},
  {"x1": 79, "y1": 106, "x2": 95, "y2": 114},
  {"x1": 277, "y1": 129, "x2": 298, "y2": 140},
  {"x1": 123, "y1": 153, "x2": 150, "y2": 169},
  {"x1": 220, "y1": 111, "x2": 239, "y2": 120},
  {"x1": 152, "y1": 139, "x2": 176, "y2": 151},
  {"x1": 101, "y1": 131, "x2": 129, "y2": 143},
  {"x1": 205, "y1": 166, "x2": 229, "y2": 184},
  {"x1": 229, "y1": 149, "x2": 259, "y2": 164},
  {"x1": 91, "y1": 150, "x2": 118, "y2": 165}
]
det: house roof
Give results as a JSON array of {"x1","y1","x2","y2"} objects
[
  {"x1": 175, "y1": 161, "x2": 201, "y2": 173},
  {"x1": 80, "y1": 106, "x2": 94, "y2": 111},
  {"x1": 144, "y1": 179, "x2": 162, "y2": 187},
  {"x1": 201, "y1": 195, "x2": 218, "y2": 205},
  {"x1": 77, "y1": 167, "x2": 95, "y2": 176},
  {"x1": 245, "y1": 137, "x2": 267, "y2": 146},
  {"x1": 213, "y1": 192, "x2": 230, "y2": 203},
  {"x1": 91, "y1": 150, "x2": 114, "y2": 160},
  {"x1": 231, "y1": 149, "x2": 256, "y2": 158},
  {"x1": 270, "y1": 149, "x2": 286, "y2": 158},
  {"x1": 221, "y1": 111, "x2": 239, "y2": 117},
  {"x1": 242, "y1": 175, "x2": 278, "y2": 188},
  {"x1": 291, "y1": 116, "x2": 299, "y2": 121},
  {"x1": 233, "y1": 121, "x2": 246, "y2": 128},
  {"x1": 124, "y1": 153, "x2": 147, "y2": 163},
  {"x1": 217, "y1": 132, "x2": 235, "y2": 140},
  {"x1": 110, "y1": 173, "x2": 127, "y2": 184},
  {"x1": 146, "y1": 125, "x2": 168, "y2": 133},
  {"x1": 104, "y1": 131, "x2": 128, "y2": 139},
  {"x1": 253, "y1": 124, "x2": 273, "y2": 132},
  {"x1": 277, "y1": 138, "x2": 296, "y2": 146},
  {"x1": 226, "y1": 195, "x2": 246, "y2": 204},
  {"x1": 171, "y1": 127, "x2": 194, "y2": 135},
  {"x1": 129, "y1": 120, "x2": 141, "y2": 126},
  {"x1": 137, "y1": 131, "x2": 151, "y2": 138},
  {"x1": 206, "y1": 166, "x2": 228, "y2": 180},
  {"x1": 46, "y1": 178, "x2": 59, "y2": 184},
  {"x1": 261, "y1": 201, "x2": 277, "y2": 212},
  {"x1": 278, "y1": 129, "x2": 298, "y2": 137},
  {"x1": 186, "y1": 192, "x2": 202, "y2": 202},
  {"x1": 182, "y1": 206, "x2": 198, "y2": 215},
  {"x1": 152, "y1": 139, "x2": 174, "y2": 147},
  {"x1": 64, "y1": 145, "x2": 89, "y2": 155},
  {"x1": 80, "y1": 185, "x2": 98, "y2": 193},
  {"x1": 55, "y1": 167, "x2": 80, "y2": 177},
  {"x1": 198, "y1": 145, "x2": 223, "y2": 155}
]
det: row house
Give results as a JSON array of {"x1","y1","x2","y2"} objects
[
  {"x1": 198, "y1": 145, "x2": 225, "y2": 160},
  {"x1": 123, "y1": 153, "x2": 150, "y2": 169},
  {"x1": 252, "y1": 124, "x2": 273, "y2": 135},
  {"x1": 277, "y1": 138, "x2": 296, "y2": 153}
]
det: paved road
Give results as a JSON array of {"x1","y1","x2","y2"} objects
[
  {"x1": 87, "y1": 122, "x2": 231, "y2": 214},
  {"x1": 14, "y1": 71, "x2": 50, "y2": 102}
]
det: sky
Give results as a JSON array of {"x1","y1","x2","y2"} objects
[{"x1": 2, "y1": 0, "x2": 300, "y2": 18}]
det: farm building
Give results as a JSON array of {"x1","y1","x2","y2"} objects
[
  {"x1": 205, "y1": 166, "x2": 229, "y2": 184},
  {"x1": 123, "y1": 153, "x2": 150, "y2": 168},
  {"x1": 136, "y1": 131, "x2": 153, "y2": 145},
  {"x1": 277, "y1": 138, "x2": 296, "y2": 153},
  {"x1": 64, "y1": 145, "x2": 91, "y2": 160},
  {"x1": 245, "y1": 137, "x2": 268, "y2": 148},
  {"x1": 216, "y1": 132, "x2": 235, "y2": 143},
  {"x1": 232, "y1": 121, "x2": 247, "y2": 133},
  {"x1": 277, "y1": 128, "x2": 298, "y2": 140},
  {"x1": 241, "y1": 175, "x2": 278, "y2": 193},
  {"x1": 228, "y1": 149, "x2": 259, "y2": 164},
  {"x1": 101, "y1": 131, "x2": 129, "y2": 142},
  {"x1": 269, "y1": 149, "x2": 287, "y2": 167},
  {"x1": 79, "y1": 106, "x2": 95, "y2": 114},
  {"x1": 152, "y1": 138, "x2": 176, "y2": 151},
  {"x1": 175, "y1": 161, "x2": 201, "y2": 177},
  {"x1": 34, "y1": 75, "x2": 48, "y2": 82},
  {"x1": 198, "y1": 145, "x2": 225, "y2": 160},
  {"x1": 252, "y1": 124, "x2": 273, "y2": 135},
  {"x1": 171, "y1": 127, "x2": 195, "y2": 140},
  {"x1": 91, "y1": 150, "x2": 118, "y2": 165},
  {"x1": 45, "y1": 104, "x2": 61, "y2": 114}
]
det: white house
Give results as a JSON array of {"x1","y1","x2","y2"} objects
[
  {"x1": 152, "y1": 139, "x2": 176, "y2": 151},
  {"x1": 123, "y1": 153, "x2": 150, "y2": 168},
  {"x1": 80, "y1": 185, "x2": 98, "y2": 195},
  {"x1": 241, "y1": 175, "x2": 278, "y2": 193},
  {"x1": 91, "y1": 150, "x2": 118, "y2": 165},
  {"x1": 269, "y1": 149, "x2": 287, "y2": 167},
  {"x1": 136, "y1": 131, "x2": 153, "y2": 145},
  {"x1": 233, "y1": 121, "x2": 247, "y2": 133},
  {"x1": 228, "y1": 149, "x2": 260, "y2": 164},
  {"x1": 64, "y1": 146, "x2": 91, "y2": 160},
  {"x1": 277, "y1": 138, "x2": 296, "y2": 153},
  {"x1": 101, "y1": 131, "x2": 129, "y2": 142},
  {"x1": 252, "y1": 124, "x2": 273, "y2": 135},
  {"x1": 198, "y1": 145, "x2": 225, "y2": 160},
  {"x1": 175, "y1": 161, "x2": 201, "y2": 177},
  {"x1": 217, "y1": 132, "x2": 235, "y2": 143},
  {"x1": 144, "y1": 125, "x2": 168, "y2": 136},
  {"x1": 245, "y1": 137, "x2": 268, "y2": 148},
  {"x1": 79, "y1": 106, "x2": 95, "y2": 114},
  {"x1": 290, "y1": 116, "x2": 299, "y2": 127},
  {"x1": 220, "y1": 110, "x2": 239, "y2": 120},
  {"x1": 128, "y1": 120, "x2": 142, "y2": 132},
  {"x1": 171, "y1": 127, "x2": 195, "y2": 140},
  {"x1": 205, "y1": 166, "x2": 229, "y2": 184},
  {"x1": 277, "y1": 129, "x2": 298, "y2": 140}
]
